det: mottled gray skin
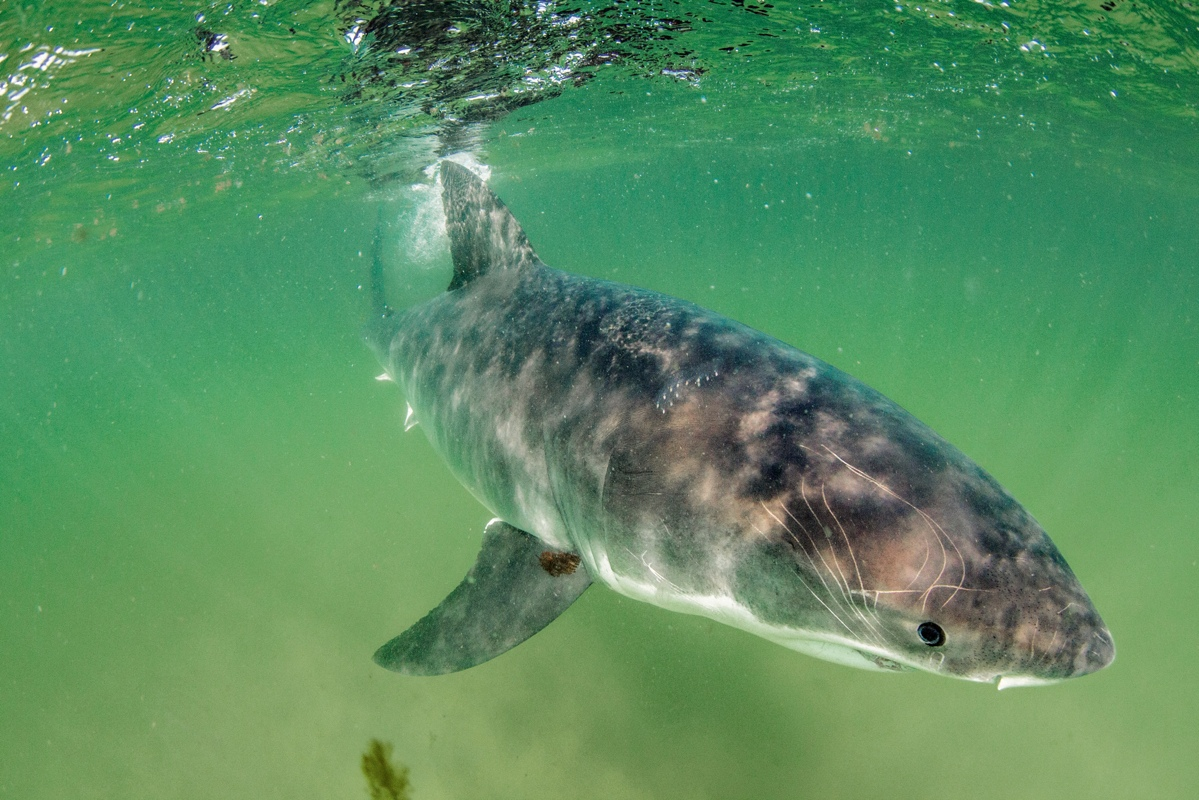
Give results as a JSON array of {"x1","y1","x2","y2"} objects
[{"x1": 368, "y1": 162, "x2": 1114, "y2": 685}]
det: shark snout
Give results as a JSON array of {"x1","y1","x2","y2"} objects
[
  {"x1": 1072, "y1": 625, "x2": 1116, "y2": 677},
  {"x1": 996, "y1": 618, "x2": 1115, "y2": 690}
]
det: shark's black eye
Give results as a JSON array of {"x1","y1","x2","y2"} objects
[{"x1": 917, "y1": 621, "x2": 945, "y2": 647}]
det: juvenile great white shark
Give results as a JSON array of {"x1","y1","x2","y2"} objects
[{"x1": 365, "y1": 161, "x2": 1114, "y2": 688}]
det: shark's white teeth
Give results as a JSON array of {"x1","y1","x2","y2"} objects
[
  {"x1": 997, "y1": 675, "x2": 1063, "y2": 691},
  {"x1": 404, "y1": 403, "x2": 419, "y2": 431},
  {"x1": 376, "y1": 372, "x2": 394, "y2": 382}
]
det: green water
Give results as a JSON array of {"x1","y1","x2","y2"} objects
[{"x1": 2, "y1": 2, "x2": 1197, "y2": 798}]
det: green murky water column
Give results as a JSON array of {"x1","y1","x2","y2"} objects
[{"x1": 3, "y1": 3, "x2": 1198, "y2": 799}]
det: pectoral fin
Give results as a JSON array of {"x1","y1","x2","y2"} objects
[{"x1": 374, "y1": 519, "x2": 592, "y2": 675}]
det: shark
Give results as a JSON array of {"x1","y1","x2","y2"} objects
[{"x1": 364, "y1": 161, "x2": 1114, "y2": 689}]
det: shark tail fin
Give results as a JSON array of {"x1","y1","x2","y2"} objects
[{"x1": 440, "y1": 161, "x2": 541, "y2": 291}]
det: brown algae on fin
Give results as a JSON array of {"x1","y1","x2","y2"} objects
[
  {"x1": 539, "y1": 550, "x2": 582, "y2": 576},
  {"x1": 362, "y1": 739, "x2": 411, "y2": 800}
]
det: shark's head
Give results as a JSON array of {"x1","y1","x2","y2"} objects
[
  {"x1": 741, "y1": 409, "x2": 1116, "y2": 690},
  {"x1": 773, "y1": 511, "x2": 1117, "y2": 690}
]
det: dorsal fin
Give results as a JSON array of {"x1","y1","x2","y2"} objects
[{"x1": 440, "y1": 161, "x2": 540, "y2": 291}]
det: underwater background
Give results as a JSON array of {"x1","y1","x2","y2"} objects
[{"x1": 2, "y1": 1, "x2": 1197, "y2": 798}]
